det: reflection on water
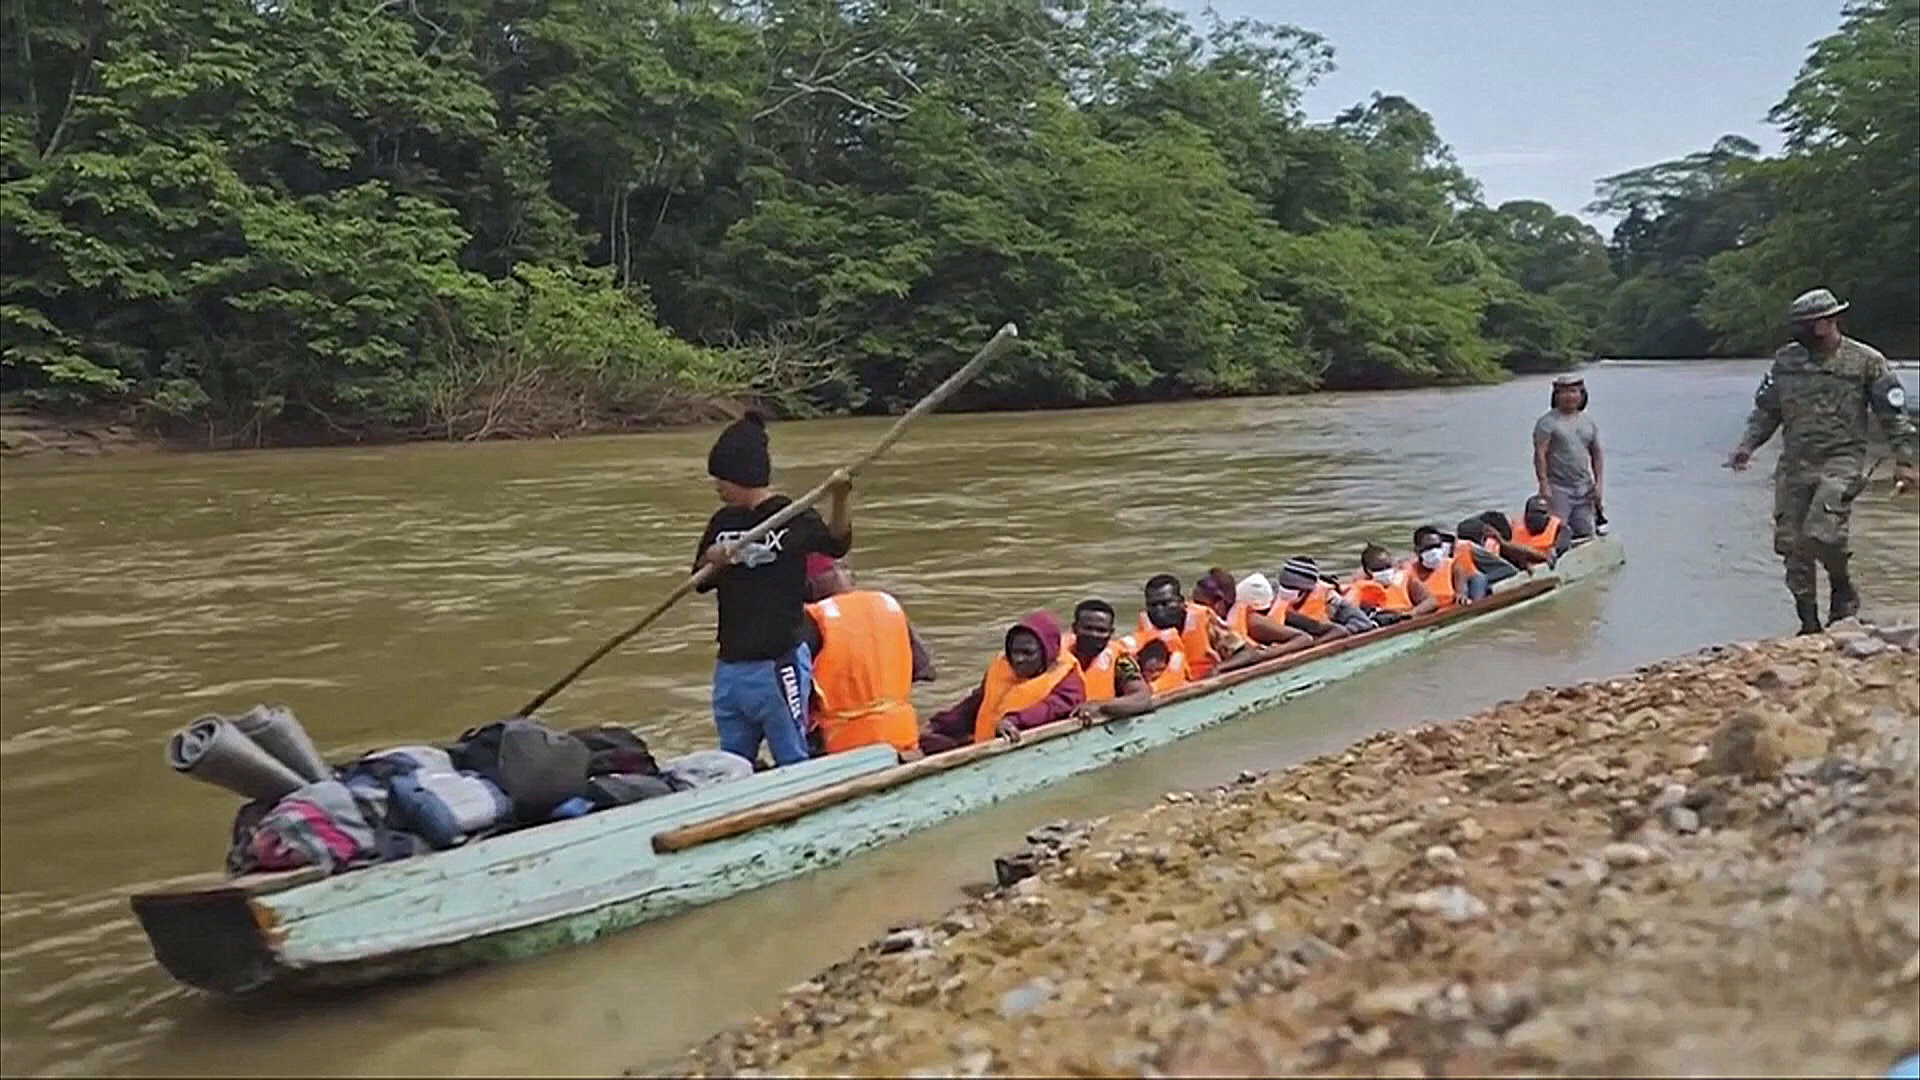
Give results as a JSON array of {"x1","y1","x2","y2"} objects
[{"x1": 2, "y1": 360, "x2": 1916, "y2": 1075}]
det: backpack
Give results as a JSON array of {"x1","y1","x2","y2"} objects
[
  {"x1": 568, "y1": 724, "x2": 659, "y2": 777},
  {"x1": 449, "y1": 719, "x2": 590, "y2": 822}
]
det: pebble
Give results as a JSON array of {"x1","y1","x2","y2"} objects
[
  {"x1": 1874, "y1": 623, "x2": 1919, "y2": 651},
  {"x1": 877, "y1": 929, "x2": 929, "y2": 954},
  {"x1": 1398, "y1": 885, "x2": 1489, "y2": 923},
  {"x1": 1354, "y1": 981, "x2": 1440, "y2": 1021},
  {"x1": 1603, "y1": 842, "x2": 1653, "y2": 869},
  {"x1": 998, "y1": 978, "x2": 1055, "y2": 1017},
  {"x1": 1659, "y1": 805, "x2": 1701, "y2": 834},
  {"x1": 1787, "y1": 866, "x2": 1827, "y2": 899},
  {"x1": 1843, "y1": 635, "x2": 1888, "y2": 659},
  {"x1": 1423, "y1": 844, "x2": 1461, "y2": 874},
  {"x1": 1504, "y1": 1014, "x2": 1577, "y2": 1059}
]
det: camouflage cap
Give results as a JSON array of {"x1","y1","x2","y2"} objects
[{"x1": 1789, "y1": 288, "x2": 1848, "y2": 322}]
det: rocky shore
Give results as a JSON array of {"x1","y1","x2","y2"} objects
[{"x1": 687, "y1": 621, "x2": 1920, "y2": 1078}]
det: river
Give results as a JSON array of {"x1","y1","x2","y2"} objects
[{"x1": 1, "y1": 360, "x2": 1915, "y2": 1076}]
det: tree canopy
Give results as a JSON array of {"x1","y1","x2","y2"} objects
[
  {"x1": 1592, "y1": 0, "x2": 1919, "y2": 358},
  {"x1": 1, "y1": 0, "x2": 1911, "y2": 444}
]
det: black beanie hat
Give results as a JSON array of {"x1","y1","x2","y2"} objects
[{"x1": 707, "y1": 409, "x2": 771, "y2": 487}]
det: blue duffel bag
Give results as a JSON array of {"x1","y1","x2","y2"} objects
[{"x1": 388, "y1": 770, "x2": 511, "y2": 849}]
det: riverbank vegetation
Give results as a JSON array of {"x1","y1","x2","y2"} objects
[{"x1": 1, "y1": 0, "x2": 1912, "y2": 446}]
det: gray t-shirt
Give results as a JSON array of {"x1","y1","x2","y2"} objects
[{"x1": 1534, "y1": 409, "x2": 1598, "y2": 491}]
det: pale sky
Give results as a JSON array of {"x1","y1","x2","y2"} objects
[{"x1": 1173, "y1": 0, "x2": 1848, "y2": 225}]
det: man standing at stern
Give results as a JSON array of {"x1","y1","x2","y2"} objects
[
  {"x1": 695, "y1": 410, "x2": 853, "y2": 765},
  {"x1": 1726, "y1": 288, "x2": 1917, "y2": 634},
  {"x1": 1534, "y1": 373, "x2": 1603, "y2": 538}
]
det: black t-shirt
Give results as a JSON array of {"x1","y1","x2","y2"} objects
[{"x1": 694, "y1": 495, "x2": 851, "y2": 662}]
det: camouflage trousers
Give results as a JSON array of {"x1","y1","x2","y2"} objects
[{"x1": 1773, "y1": 462, "x2": 1861, "y2": 597}]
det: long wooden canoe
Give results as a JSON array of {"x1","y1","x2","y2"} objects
[{"x1": 132, "y1": 536, "x2": 1624, "y2": 994}]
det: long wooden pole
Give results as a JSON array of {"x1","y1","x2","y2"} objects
[
  {"x1": 514, "y1": 323, "x2": 1021, "y2": 719},
  {"x1": 650, "y1": 575, "x2": 1559, "y2": 853}
]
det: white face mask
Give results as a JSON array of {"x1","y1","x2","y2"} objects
[
  {"x1": 1370, "y1": 567, "x2": 1398, "y2": 585},
  {"x1": 1418, "y1": 547, "x2": 1446, "y2": 570},
  {"x1": 1275, "y1": 587, "x2": 1300, "y2": 605}
]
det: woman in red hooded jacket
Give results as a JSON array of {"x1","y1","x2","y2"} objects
[{"x1": 919, "y1": 611, "x2": 1084, "y2": 753}]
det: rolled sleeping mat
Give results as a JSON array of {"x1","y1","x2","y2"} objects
[
  {"x1": 232, "y1": 704, "x2": 330, "y2": 783},
  {"x1": 167, "y1": 717, "x2": 306, "y2": 803}
]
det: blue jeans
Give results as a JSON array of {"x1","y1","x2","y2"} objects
[
  {"x1": 1465, "y1": 572, "x2": 1490, "y2": 600},
  {"x1": 711, "y1": 643, "x2": 813, "y2": 767}
]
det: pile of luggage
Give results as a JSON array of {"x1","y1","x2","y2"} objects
[{"x1": 166, "y1": 706, "x2": 755, "y2": 877}]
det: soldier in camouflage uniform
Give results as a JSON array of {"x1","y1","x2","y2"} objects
[{"x1": 1726, "y1": 288, "x2": 1919, "y2": 634}]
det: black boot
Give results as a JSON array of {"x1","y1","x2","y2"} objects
[
  {"x1": 1828, "y1": 575, "x2": 1859, "y2": 625},
  {"x1": 1795, "y1": 595, "x2": 1823, "y2": 635}
]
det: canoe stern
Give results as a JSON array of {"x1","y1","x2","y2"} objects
[{"x1": 132, "y1": 887, "x2": 286, "y2": 995}]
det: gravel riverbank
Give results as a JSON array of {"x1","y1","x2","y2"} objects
[{"x1": 687, "y1": 621, "x2": 1920, "y2": 1078}]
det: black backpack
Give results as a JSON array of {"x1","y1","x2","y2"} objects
[
  {"x1": 567, "y1": 724, "x2": 659, "y2": 777},
  {"x1": 449, "y1": 719, "x2": 590, "y2": 822}
]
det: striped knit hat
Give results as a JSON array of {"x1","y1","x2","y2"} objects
[{"x1": 1278, "y1": 557, "x2": 1322, "y2": 590}]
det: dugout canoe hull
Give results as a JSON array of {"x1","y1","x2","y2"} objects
[{"x1": 132, "y1": 535, "x2": 1624, "y2": 995}]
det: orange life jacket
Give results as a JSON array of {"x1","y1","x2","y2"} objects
[
  {"x1": 1284, "y1": 582, "x2": 1335, "y2": 624},
  {"x1": 1146, "y1": 649, "x2": 1189, "y2": 693},
  {"x1": 972, "y1": 651, "x2": 1078, "y2": 743},
  {"x1": 804, "y1": 591, "x2": 918, "y2": 754},
  {"x1": 1512, "y1": 513, "x2": 1563, "y2": 555},
  {"x1": 1452, "y1": 539, "x2": 1481, "y2": 575},
  {"x1": 1345, "y1": 569, "x2": 1414, "y2": 613},
  {"x1": 1224, "y1": 603, "x2": 1252, "y2": 641},
  {"x1": 1061, "y1": 633, "x2": 1124, "y2": 702},
  {"x1": 1407, "y1": 552, "x2": 1459, "y2": 606},
  {"x1": 1132, "y1": 605, "x2": 1220, "y2": 678}
]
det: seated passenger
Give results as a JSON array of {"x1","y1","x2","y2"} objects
[
  {"x1": 1467, "y1": 512, "x2": 1550, "y2": 573},
  {"x1": 1193, "y1": 568, "x2": 1245, "y2": 637},
  {"x1": 802, "y1": 557, "x2": 936, "y2": 758},
  {"x1": 1344, "y1": 543, "x2": 1437, "y2": 623},
  {"x1": 1511, "y1": 494, "x2": 1574, "y2": 560},
  {"x1": 1201, "y1": 568, "x2": 1311, "y2": 654},
  {"x1": 1274, "y1": 557, "x2": 1375, "y2": 639},
  {"x1": 1408, "y1": 524, "x2": 1471, "y2": 606},
  {"x1": 1134, "y1": 638, "x2": 1188, "y2": 692},
  {"x1": 920, "y1": 611, "x2": 1083, "y2": 753},
  {"x1": 1061, "y1": 599, "x2": 1149, "y2": 704},
  {"x1": 1125, "y1": 573, "x2": 1258, "y2": 679},
  {"x1": 1453, "y1": 518, "x2": 1522, "y2": 588}
]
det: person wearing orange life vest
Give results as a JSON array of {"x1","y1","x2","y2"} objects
[
  {"x1": 1407, "y1": 524, "x2": 1472, "y2": 606},
  {"x1": 1125, "y1": 573, "x2": 1266, "y2": 679},
  {"x1": 919, "y1": 610, "x2": 1084, "y2": 754},
  {"x1": 1459, "y1": 514, "x2": 1547, "y2": 576},
  {"x1": 1060, "y1": 599, "x2": 1149, "y2": 705},
  {"x1": 1199, "y1": 568, "x2": 1317, "y2": 653},
  {"x1": 1271, "y1": 558, "x2": 1376, "y2": 639},
  {"x1": 1511, "y1": 494, "x2": 1573, "y2": 560},
  {"x1": 1343, "y1": 543, "x2": 1438, "y2": 624},
  {"x1": 799, "y1": 556, "x2": 937, "y2": 759},
  {"x1": 1133, "y1": 639, "x2": 1188, "y2": 692}
]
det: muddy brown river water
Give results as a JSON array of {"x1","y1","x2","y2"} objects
[{"x1": 2, "y1": 360, "x2": 1916, "y2": 1075}]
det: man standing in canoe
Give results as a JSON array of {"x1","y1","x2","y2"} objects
[
  {"x1": 1726, "y1": 288, "x2": 1918, "y2": 633},
  {"x1": 695, "y1": 410, "x2": 852, "y2": 766},
  {"x1": 1534, "y1": 373, "x2": 1604, "y2": 538}
]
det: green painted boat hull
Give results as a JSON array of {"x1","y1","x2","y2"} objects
[{"x1": 132, "y1": 536, "x2": 1624, "y2": 994}]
